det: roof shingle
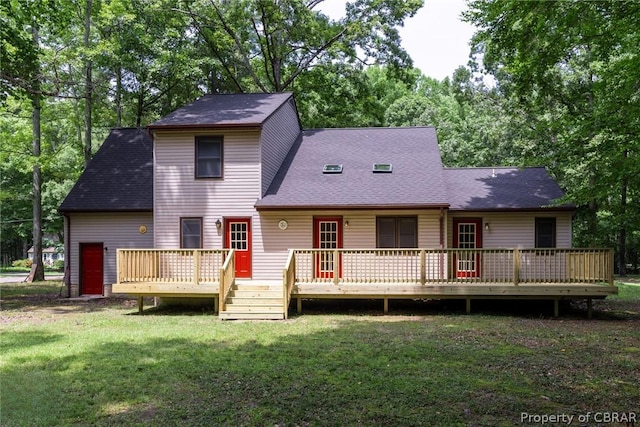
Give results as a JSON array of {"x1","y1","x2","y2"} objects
[
  {"x1": 148, "y1": 92, "x2": 294, "y2": 129},
  {"x1": 444, "y1": 167, "x2": 571, "y2": 210},
  {"x1": 256, "y1": 127, "x2": 450, "y2": 209},
  {"x1": 58, "y1": 128, "x2": 153, "y2": 212}
]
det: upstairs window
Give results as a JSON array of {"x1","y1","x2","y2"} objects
[
  {"x1": 181, "y1": 218, "x2": 202, "y2": 248},
  {"x1": 535, "y1": 217, "x2": 556, "y2": 248},
  {"x1": 377, "y1": 217, "x2": 418, "y2": 248},
  {"x1": 196, "y1": 136, "x2": 223, "y2": 178}
]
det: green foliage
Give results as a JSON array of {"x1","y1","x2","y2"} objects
[
  {"x1": 465, "y1": 0, "x2": 640, "y2": 271},
  {"x1": 183, "y1": 0, "x2": 421, "y2": 92},
  {"x1": 11, "y1": 259, "x2": 33, "y2": 268}
]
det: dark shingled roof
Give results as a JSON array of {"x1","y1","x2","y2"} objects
[
  {"x1": 256, "y1": 127, "x2": 450, "y2": 209},
  {"x1": 444, "y1": 167, "x2": 571, "y2": 210},
  {"x1": 58, "y1": 128, "x2": 153, "y2": 212},
  {"x1": 148, "y1": 92, "x2": 294, "y2": 129}
]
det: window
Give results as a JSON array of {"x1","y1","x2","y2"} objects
[
  {"x1": 376, "y1": 217, "x2": 417, "y2": 248},
  {"x1": 181, "y1": 218, "x2": 202, "y2": 248},
  {"x1": 196, "y1": 136, "x2": 223, "y2": 178},
  {"x1": 535, "y1": 218, "x2": 556, "y2": 248},
  {"x1": 323, "y1": 164, "x2": 343, "y2": 174},
  {"x1": 372, "y1": 163, "x2": 392, "y2": 173}
]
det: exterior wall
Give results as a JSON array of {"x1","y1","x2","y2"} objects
[
  {"x1": 255, "y1": 209, "x2": 443, "y2": 280},
  {"x1": 68, "y1": 212, "x2": 154, "y2": 287},
  {"x1": 154, "y1": 129, "x2": 262, "y2": 249},
  {"x1": 447, "y1": 211, "x2": 573, "y2": 248},
  {"x1": 260, "y1": 98, "x2": 301, "y2": 196}
]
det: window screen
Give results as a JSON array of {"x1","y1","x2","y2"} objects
[
  {"x1": 196, "y1": 137, "x2": 223, "y2": 178},
  {"x1": 376, "y1": 217, "x2": 417, "y2": 248},
  {"x1": 535, "y1": 218, "x2": 556, "y2": 248},
  {"x1": 181, "y1": 218, "x2": 202, "y2": 248}
]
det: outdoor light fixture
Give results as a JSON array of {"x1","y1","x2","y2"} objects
[
  {"x1": 485, "y1": 222, "x2": 490, "y2": 231},
  {"x1": 216, "y1": 219, "x2": 222, "y2": 229},
  {"x1": 344, "y1": 220, "x2": 350, "y2": 227}
]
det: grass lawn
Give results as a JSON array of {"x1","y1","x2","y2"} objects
[{"x1": 1, "y1": 281, "x2": 639, "y2": 426}]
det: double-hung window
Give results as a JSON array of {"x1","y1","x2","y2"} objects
[
  {"x1": 181, "y1": 218, "x2": 202, "y2": 248},
  {"x1": 376, "y1": 217, "x2": 418, "y2": 248},
  {"x1": 535, "y1": 217, "x2": 556, "y2": 248},
  {"x1": 196, "y1": 136, "x2": 223, "y2": 178}
]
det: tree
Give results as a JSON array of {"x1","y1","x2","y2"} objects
[
  {"x1": 465, "y1": 0, "x2": 640, "y2": 274},
  {"x1": 180, "y1": 0, "x2": 421, "y2": 93}
]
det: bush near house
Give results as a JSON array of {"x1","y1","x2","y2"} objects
[{"x1": 11, "y1": 259, "x2": 33, "y2": 269}]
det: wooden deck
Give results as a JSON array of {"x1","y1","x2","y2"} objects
[{"x1": 113, "y1": 248, "x2": 618, "y2": 318}]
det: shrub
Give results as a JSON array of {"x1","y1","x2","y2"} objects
[
  {"x1": 12, "y1": 259, "x2": 33, "y2": 268},
  {"x1": 51, "y1": 259, "x2": 64, "y2": 271}
]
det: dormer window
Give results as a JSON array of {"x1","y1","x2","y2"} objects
[
  {"x1": 323, "y1": 164, "x2": 343, "y2": 174},
  {"x1": 373, "y1": 163, "x2": 392, "y2": 173}
]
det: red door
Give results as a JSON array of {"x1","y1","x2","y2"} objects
[
  {"x1": 453, "y1": 219, "x2": 482, "y2": 278},
  {"x1": 80, "y1": 243, "x2": 104, "y2": 295},
  {"x1": 225, "y1": 218, "x2": 251, "y2": 278},
  {"x1": 313, "y1": 217, "x2": 343, "y2": 279}
]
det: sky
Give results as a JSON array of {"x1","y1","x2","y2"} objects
[{"x1": 318, "y1": 0, "x2": 477, "y2": 80}]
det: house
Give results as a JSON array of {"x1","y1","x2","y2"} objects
[
  {"x1": 59, "y1": 93, "x2": 615, "y2": 319},
  {"x1": 27, "y1": 246, "x2": 64, "y2": 266}
]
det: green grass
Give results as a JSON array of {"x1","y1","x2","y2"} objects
[{"x1": 1, "y1": 281, "x2": 639, "y2": 426}]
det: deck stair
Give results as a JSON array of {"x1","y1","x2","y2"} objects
[{"x1": 219, "y1": 280, "x2": 286, "y2": 320}]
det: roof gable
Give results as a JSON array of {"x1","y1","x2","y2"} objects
[
  {"x1": 444, "y1": 167, "x2": 571, "y2": 210},
  {"x1": 59, "y1": 128, "x2": 153, "y2": 212},
  {"x1": 256, "y1": 127, "x2": 450, "y2": 209},
  {"x1": 148, "y1": 92, "x2": 294, "y2": 129}
]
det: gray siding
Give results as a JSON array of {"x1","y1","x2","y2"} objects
[
  {"x1": 154, "y1": 130, "x2": 261, "y2": 249},
  {"x1": 447, "y1": 211, "x2": 573, "y2": 248},
  {"x1": 255, "y1": 210, "x2": 442, "y2": 280},
  {"x1": 68, "y1": 213, "x2": 154, "y2": 285},
  {"x1": 259, "y1": 98, "x2": 301, "y2": 196}
]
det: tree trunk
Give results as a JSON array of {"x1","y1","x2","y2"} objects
[
  {"x1": 83, "y1": 0, "x2": 93, "y2": 166},
  {"x1": 115, "y1": 67, "x2": 122, "y2": 127},
  {"x1": 618, "y1": 150, "x2": 628, "y2": 276},
  {"x1": 27, "y1": 21, "x2": 45, "y2": 283}
]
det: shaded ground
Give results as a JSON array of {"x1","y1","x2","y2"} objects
[{"x1": 1, "y1": 281, "x2": 638, "y2": 426}]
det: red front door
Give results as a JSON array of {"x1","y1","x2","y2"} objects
[
  {"x1": 225, "y1": 218, "x2": 251, "y2": 278},
  {"x1": 313, "y1": 217, "x2": 343, "y2": 279},
  {"x1": 80, "y1": 243, "x2": 103, "y2": 295},
  {"x1": 453, "y1": 219, "x2": 482, "y2": 278}
]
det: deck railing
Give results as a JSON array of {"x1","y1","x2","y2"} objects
[
  {"x1": 218, "y1": 249, "x2": 235, "y2": 311},
  {"x1": 117, "y1": 249, "x2": 230, "y2": 285},
  {"x1": 282, "y1": 250, "x2": 296, "y2": 319},
  {"x1": 291, "y1": 248, "x2": 613, "y2": 286}
]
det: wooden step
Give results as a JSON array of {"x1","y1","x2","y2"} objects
[
  {"x1": 219, "y1": 311, "x2": 285, "y2": 320},
  {"x1": 219, "y1": 281, "x2": 287, "y2": 320},
  {"x1": 228, "y1": 291, "x2": 282, "y2": 297},
  {"x1": 223, "y1": 304, "x2": 283, "y2": 312},
  {"x1": 227, "y1": 296, "x2": 283, "y2": 305}
]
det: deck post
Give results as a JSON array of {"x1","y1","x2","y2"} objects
[
  {"x1": 420, "y1": 250, "x2": 426, "y2": 285},
  {"x1": 383, "y1": 298, "x2": 389, "y2": 314},
  {"x1": 587, "y1": 298, "x2": 593, "y2": 319},
  {"x1": 137, "y1": 296, "x2": 144, "y2": 314},
  {"x1": 513, "y1": 249, "x2": 520, "y2": 286},
  {"x1": 608, "y1": 249, "x2": 614, "y2": 286},
  {"x1": 553, "y1": 299, "x2": 559, "y2": 318},
  {"x1": 466, "y1": 298, "x2": 471, "y2": 314},
  {"x1": 297, "y1": 297, "x2": 302, "y2": 314},
  {"x1": 193, "y1": 250, "x2": 201, "y2": 285},
  {"x1": 214, "y1": 296, "x2": 219, "y2": 314},
  {"x1": 333, "y1": 250, "x2": 339, "y2": 285}
]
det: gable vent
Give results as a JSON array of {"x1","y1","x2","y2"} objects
[
  {"x1": 323, "y1": 164, "x2": 343, "y2": 174},
  {"x1": 373, "y1": 163, "x2": 392, "y2": 173}
]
